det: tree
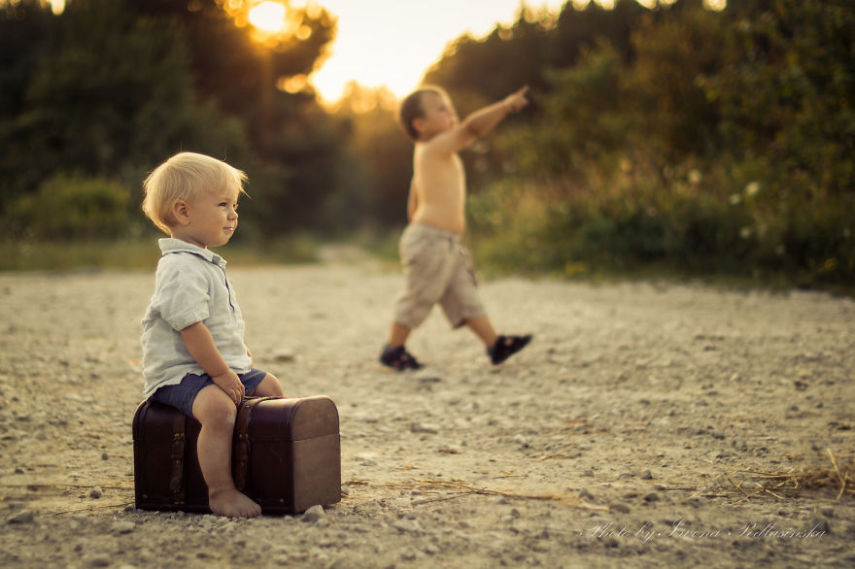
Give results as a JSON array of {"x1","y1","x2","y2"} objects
[
  {"x1": 629, "y1": 1, "x2": 728, "y2": 162},
  {"x1": 0, "y1": 0, "x2": 345, "y2": 237},
  {"x1": 0, "y1": 0, "x2": 55, "y2": 120},
  {"x1": 709, "y1": 0, "x2": 855, "y2": 198},
  {"x1": 0, "y1": 0, "x2": 251, "y2": 210},
  {"x1": 333, "y1": 83, "x2": 412, "y2": 230}
]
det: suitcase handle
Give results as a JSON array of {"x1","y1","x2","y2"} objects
[{"x1": 233, "y1": 397, "x2": 278, "y2": 491}]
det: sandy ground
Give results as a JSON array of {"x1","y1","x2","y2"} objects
[{"x1": 1, "y1": 253, "x2": 854, "y2": 569}]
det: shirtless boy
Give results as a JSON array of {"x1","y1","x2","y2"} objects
[{"x1": 379, "y1": 85, "x2": 532, "y2": 370}]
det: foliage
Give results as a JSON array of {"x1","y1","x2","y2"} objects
[
  {"x1": 1, "y1": 0, "x2": 852, "y2": 291},
  {"x1": 0, "y1": 0, "x2": 253, "y2": 213},
  {"x1": 0, "y1": 0, "x2": 341, "y2": 240},
  {"x1": 7, "y1": 173, "x2": 130, "y2": 240},
  {"x1": 0, "y1": 0, "x2": 56, "y2": 121},
  {"x1": 333, "y1": 84, "x2": 413, "y2": 231},
  {"x1": 0, "y1": 235, "x2": 319, "y2": 271},
  {"x1": 460, "y1": 0, "x2": 854, "y2": 289},
  {"x1": 706, "y1": 0, "x2": 855, "y2": 198}
]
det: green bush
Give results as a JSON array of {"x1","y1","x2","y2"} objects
[
  {"x1": 468, "y1": 153, "x2": 854, "y2": 288},
  {"x1": 7, "y1": 173, "x2": 130, "y2": 239}
]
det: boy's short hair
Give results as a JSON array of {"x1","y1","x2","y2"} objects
[
  {"x1": 142, "y1": 152, "x2": 247, "y2": 235},
  {"x1": 399, "y1": 86, "x2": 446, "y2": 141}
]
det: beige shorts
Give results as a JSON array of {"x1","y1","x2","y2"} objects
[{"x1": 393, "y1": 223, "x2": 486, "y2": 329}]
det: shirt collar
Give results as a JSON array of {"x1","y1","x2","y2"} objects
[{"x1": 158, "y1": 238, "x2": 226, "y2": 268}]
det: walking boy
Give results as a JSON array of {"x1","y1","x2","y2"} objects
[
  {"x1": 380, "y1": 85, "x2": 532, "y2": 370},
  {"x1": 140, "y1": 152, "x2": 284, "y2": 518}
]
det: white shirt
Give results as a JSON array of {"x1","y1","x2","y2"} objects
[{"x1": 140, "y1": 238, "x2": 251, "y2": 398}]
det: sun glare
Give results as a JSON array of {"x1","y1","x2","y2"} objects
[{"x1": 249, "y1": 1, "x2": 287, "y2": 33}]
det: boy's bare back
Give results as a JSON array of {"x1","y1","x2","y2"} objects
[{"x1": 406, "y1": 87, "x2": 528, "y2": 236}]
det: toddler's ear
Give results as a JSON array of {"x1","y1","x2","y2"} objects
[{"x1": 172, "y1": 200, "x2": 191, "y2": 225}]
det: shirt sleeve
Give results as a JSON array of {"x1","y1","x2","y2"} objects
[{"x1": 151, "y1": 257, "x2": 211, "y2": 331}]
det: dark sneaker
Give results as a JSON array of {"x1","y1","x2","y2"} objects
[
  {"x1": 487, "y1": 334, "x2": 532, "y2": 365},
  {"x1": 379, "y1": 345, "x2": 424, "y2": 371}
]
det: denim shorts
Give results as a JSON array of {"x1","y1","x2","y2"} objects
[{"x1": 150, "y1": 368, "x2": 269, "y2": 418}]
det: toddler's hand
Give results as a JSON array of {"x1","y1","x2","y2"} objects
[
  {"x1": 212, "y1": 371, "x2": 244, "y2": 405},
  {"x1": 505, "y1": 86, "x2": 529, "y2": 113}
]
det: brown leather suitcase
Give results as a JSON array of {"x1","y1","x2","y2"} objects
[{"x1": 132, "y1": 396, "x2": 341, "y2": 514}]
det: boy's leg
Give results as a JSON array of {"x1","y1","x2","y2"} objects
[
  {"x1": 386, "y1": 321, "x2": 411, "y2": 348},
  {"x1": 249, "y1": 373, "x2": 285, "y2": 397},
  {"x1": 442, "y1": 249, "x2": 532, "y2": 364},
  {"x1": 191, "y1": 384, "x2": 261, "y2": 518},
  {"x1": 385, "y1": 227, "x2": 454, "y2": 353},
  {"x1": 380, "y1": 323, "x2": 423, "y2": 370},
  {"x1": 440, "y1": 246, "x2": 493, "y2": 345},
  {"x1": 464, "y1": 314, "x2": 532, "y2": 365},
  {"x1": 464, "y1": 315, "x2": 498, "y2": 347}
]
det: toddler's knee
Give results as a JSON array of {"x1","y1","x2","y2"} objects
[
  {"x1": 199, "y1": 399, "x2": 237, "y2": 430},
  {"x1": 266, "y1": 376, "x2": 285, "y2": 397}
]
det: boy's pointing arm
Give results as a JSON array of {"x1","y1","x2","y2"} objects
[{"x1": 433, "y1": 86, "x2": 529, "y2": 154}]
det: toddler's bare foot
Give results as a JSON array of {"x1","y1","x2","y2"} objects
[{"x1": 209, "y1": 488, "x2": 261, "y2": 518}]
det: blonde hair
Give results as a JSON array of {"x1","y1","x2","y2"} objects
[{"x1": 142, "y1": 152, "x2": 247, "y2": 235}]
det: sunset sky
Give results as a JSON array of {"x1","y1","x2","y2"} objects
[
  {"x1": 47, "y1": 0, "x2": 570, "y2": 102},
  {"x1": 42, "y1": 0, "x2": 726, "y2": 103},
  {"x1": 306, "y1": 0, "x2": 569, "y2": 102}
]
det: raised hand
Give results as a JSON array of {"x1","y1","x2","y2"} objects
[{"x1": 505, "y1": 86, "x2": 529, "y2": 113}]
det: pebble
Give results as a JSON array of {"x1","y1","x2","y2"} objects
[
  {"x1": 409, "y1": 423, "x2": 439, "y2": 434},
  {"x1": 301, "y1": 505, "x2": 325, "y2": 523},
  {"x1": 416, "y1": 374, "x2": 442, "y2": 384},
  {"x1": 392, "y1": 519, "x2": 421, "y2": 533},
  {"x1": 87, "y1": 555, "x2": 112, "y2": 567},
  {"x1": 424, "y1": 544, "x2": 440, "y2": 556},
  {"x1": 355, "y1": 453, "x2": 378, "y2": 466},
  {"x1": 274, "y1": 350, "x2": 296, "y2": 363},
  {"x1": 111, "y1": 521, "x2": 136, "y2": 534},
  {"x1": 7, "y1": 510, "x2": 35, "y2": 524},
  {"x1": 812, "y1": 517, "x2": 831, "y2": 534},
  {"x1": 89, "y1": 487, "x2": 103, "y2": 499},
  {"x1": 578, "y1": 489, "x2": 596, "y2": 502}
]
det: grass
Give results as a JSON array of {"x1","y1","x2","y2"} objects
[
  {"x1": 726, "y1": 449, "x2": 854, "y2": 502},
  {"x1": 2, "y1": 234, "x2": 851, "y2": 299},
  {"x1": 0, "y1": 235, "x2": 320, "y2": 272}
]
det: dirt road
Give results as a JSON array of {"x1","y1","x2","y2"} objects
[{"x1": 1, "y1": 259, "x2": 853, "y2": 568}]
